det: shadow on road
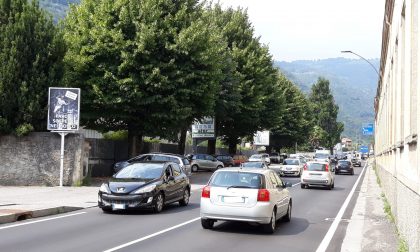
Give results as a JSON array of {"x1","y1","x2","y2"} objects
[
  {"x1": 209, "y1": 217, "x2": 310, "y2": 236},
  {"x1": 101, "y1": 202, "x2": 200, "y2": 216}
]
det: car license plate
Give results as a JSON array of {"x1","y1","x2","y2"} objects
[
  {"x1": 112, "y1": 203, "x2": 125, "y2": 210},
  {"x1": 223, "y1": 196, "x2": 244, "y2": 203}
]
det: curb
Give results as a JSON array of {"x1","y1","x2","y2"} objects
[{"x1": 0, "y1": 206, "x2": 83, "y2": 225}]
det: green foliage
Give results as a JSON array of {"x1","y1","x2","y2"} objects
[
  {"x1": 103, "y1": 130, "x2": 128, "y2": 140},
  {"x1": 15, "y1": 123, "x2": 34, "y2": 136},
  {"x1": 308, "y1": 77, "x2": 344, "y2": 150},
  {"x1": 63, "y1": 0, "x2": 225, "y2": 155},
  {"x1": 0, "y1": 0, "x2": 65, "y2": 136}
]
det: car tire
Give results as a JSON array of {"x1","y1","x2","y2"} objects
[
  {"x1": 283, "y1": 201, "x2": 292, "y2": 222},
  {"x1": 153, "y1": 193, "x2": 164, "y2": 213},
  {"x1": 216, "y1": 165, "x2": 223, "y2": 170},
  {"x1": 301, "y1": 184, "x2": 305, "y2": 189},
  {"x1": 262, "y1": 209, "x2": 276, "y2": 234},
  {"x1": 201, "y1": 219, "x2": 215, "y2": 229},
  {"x1": 101, "y1": 208, "x2": 112, "y2": 213},
  {"x1": 351, "y1": 170, "x2": 354, "y2": 175},
  {"x1": 191, "y1": 165, "x2": 199, "y2": 172},
  {"x1": 179, "y1": 188, "x2": 190, "y2": 206},
  {"x1": 332, "y1": 182, "x2": 335, "y2": 188},
  {"x1": 328, "y1": 184, "x2": 333, "y2": 190}
]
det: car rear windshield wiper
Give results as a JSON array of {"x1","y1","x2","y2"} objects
[{"x1": 226, "y1": 185, "x2": 253, "y2": 190}]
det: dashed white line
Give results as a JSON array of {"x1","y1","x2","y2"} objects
[
  {"x1": 0, "y1": 212, "x2": 87, "y2": 230},
  {"x1": 292, "y1": 182, "x2": 301, "y2": 187},
  {"x1": 315, "y1": 162, "x2": 368, "y2": 252},
  {"x1": 103, "y1": 217, "x2": 201, "y2": 252}
]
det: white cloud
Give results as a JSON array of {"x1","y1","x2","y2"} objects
[{"x1": 217, "y1": 0, "x2": 385, "y2": 61}]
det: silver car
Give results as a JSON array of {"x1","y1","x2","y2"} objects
[
  {"x1": 190, "y1": 154, "x2": 224, "y2": 172},
  {"x1": 200, "y1": 168, "x2": 292, "y2": 233},
  {"x1": 249, "y1": 154, "x2": 271, "y2": 165},
  {"x1": 301, "y1": 161, "x2": 335, "y2": 190},
  {"x1": 278, "y1": 158, "x2": 304, "y2": 177}
]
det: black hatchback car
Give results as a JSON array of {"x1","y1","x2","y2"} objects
[
  {"x1": 98, "y1": 161, "x2": 190, "y2": 213},
  {"x1": 335, "y1": 160, "x2": 354, "y2": 175}
]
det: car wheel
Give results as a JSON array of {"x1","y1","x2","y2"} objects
[
  {"x1": 332, "y1": 182, "x2": 335, "y2": 188},
  {"x1": 328, "y1": 184, "x2": 333, "y2": 190},
  {"x1": 228, "y1": 164, "x2": 233, "y2": 167},
  {"x1": 351, "y1": 170, "x2": 354, "y2": 175},
  {"x1": 179, "y1": 188, "x2": 190, "y2": 206},
  {"x1": 153, "y1": 193, "x2": 164, "y2": 213},
  {"x1": 283, "y1": 201, "x2": 292, "y2": 222},
  {"x1": 263, "y1": 209, "x2": 276, "y2": 234},
  {"x1": 301, "y1": 184, "x2": 305, "y2": 189},
  {"x1": 216, "y1": 165, "x2": 223, "y2": 170},
  {"x1": 201, "y1": 219, "x2": 215, "y2": 229},
  {"x1": 191, "y1": 165, "x2": 199, "y2": 172}
]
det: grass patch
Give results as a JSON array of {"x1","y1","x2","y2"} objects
[
  {"x1": 372, "y1": 163, "x2": 381, "y2": 186},
  {"x1": 398, "y1": 238, "x2": 408, "y2": 252},
  {"x1": 381, "y1": 193, "x2": 395, "y2": 223}
]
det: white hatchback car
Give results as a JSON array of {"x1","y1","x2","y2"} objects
[
  {"x1": 301, "y1": 161, "x2": 335, "y2": 190},
  {"x1": 249, "y1": 154, "x2": 271, "y2": 165},
  {"x1": 279, "y1": 158, "x2": 304, "y2": 177},
  {"x1": 200, "y1": 168, "x2": 292, "y2": 233}
]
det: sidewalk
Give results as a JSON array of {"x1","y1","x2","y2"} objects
[{"x1": 340, "y1": 160, "x2": 398, "y2": 252}]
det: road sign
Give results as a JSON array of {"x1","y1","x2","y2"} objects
[
  {"x1": 253, "y1": 131, "x2": 270, "y2": 146},
  {"x1": 47, "y1": 87, "x2": 80, "y2": 131},
  {"x1": 360, "y1": 145, "x2": 369, "y2": 153},
  {"x1": 362, "y1": 123, "x2": 374, "y2": 135},
  {"x1": 192, "y1": 117, "x2": 215, "y2": 138}
]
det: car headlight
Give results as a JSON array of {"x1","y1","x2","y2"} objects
[
  {"x1": 132, "y1": 184, "x2": 156, "y2": 194},
  {"x1": 99, "y1": 183, "x2": 110, "y2": 194}
]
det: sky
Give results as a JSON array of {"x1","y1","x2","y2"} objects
[{"x1": 217, "y1": 0, "x2": 385, "y2": 62}]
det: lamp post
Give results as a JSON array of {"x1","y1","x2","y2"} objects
[{"x1": 341, "y1": 50, "x2": 380, "y2": 77}]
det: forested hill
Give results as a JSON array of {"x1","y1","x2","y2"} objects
[
  {"x1": 276, "y1": 58, "x2": 379, "y2": 141},
  {"x1": 39, "y1": 0, "x2": 79, "y2": 21}
]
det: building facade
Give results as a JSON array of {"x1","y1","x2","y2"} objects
[{"x1": 374, "y1": 0, "x2": 419, "y2": 250}]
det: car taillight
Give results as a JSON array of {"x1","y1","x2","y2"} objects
[
  {"x1": 304, "y1": 164, "x2": 308, "y2": 170},
  {"x1": 202, "y1": 186, "x2": 211, "y2": 198},
  {"x1": 325, "y1": 164, "x2": 329, "y2": 172},
  {"x1": 257, "y1": 189, "x2": 270, "y2": 202}
]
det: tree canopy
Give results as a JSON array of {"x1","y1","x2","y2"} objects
[{"x1": 0, "y1": 0, "x2": 65, "y2": 136}]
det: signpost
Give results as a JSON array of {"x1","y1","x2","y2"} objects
[
  {"x1": 47, "y1": 87, "x2": 80, "y2": 187},
  {"x1": 362, "y1": 123, "x2": 374, "y2": 135},
  {"x1": 360, "y1": 145, "x2": 369, "y2": 153},
  {"x1": 192, "y1": 117, "x2": 215, "y2": 138}
]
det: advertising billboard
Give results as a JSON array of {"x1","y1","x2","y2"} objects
[
  {"x1": 253, "y1": 131, "x2": 270, "y2": 146},
  {"x1": 47, "y1": 87, "x2": 80, "y2": 131}
]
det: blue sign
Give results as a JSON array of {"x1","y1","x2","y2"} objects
[
  {"x1": 362, "y1": 123, "x2": 374, "y2": 135},
  {"x1": 360, "y1": 146, "x2": 369, "y2": 153}
]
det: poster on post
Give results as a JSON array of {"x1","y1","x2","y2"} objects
[{"x1": 47, "y1": 87, "x2": 80, "y2": 131}]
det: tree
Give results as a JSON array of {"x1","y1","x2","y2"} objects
[
  {"x1": 209, "y1": 5, "x2": 283, "y2": 154},
  {"x1": 63, "y1": 0, "x2": 225, "y2": 157},
  {"x1": 308, "y1": 77, "x2": 344, "y2": 153},
  {"x1": 269, "y1": 74, "x2": 313, "y2": 152},
  {"x1": 0, "y1": 0, "x2": 65, "y2": 136}
]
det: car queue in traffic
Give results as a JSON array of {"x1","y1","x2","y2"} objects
[{"x1": 99, "y1": 150, "x2": 363, "y2": 234}]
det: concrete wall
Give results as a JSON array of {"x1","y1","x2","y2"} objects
[
  {"x1": 0, "y1": 132, "x2": 86, "y2": 186},
  {"x1": 375, "y1": 1, "x2": 420, "y2": 250}
]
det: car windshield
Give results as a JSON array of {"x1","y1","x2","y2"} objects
[
  {"x1": 210, "y1": 171, "x2": 262, "y2": 189},
  {"x1": 250, "y1": 155, "x2": 262, "y2": 159},
  {"x1": 115, "y1": 163, "x2": 164, "y2": 179},
  {"x1": 241, "y1": 162, "x2": 264, "y2": 168},
  {"x1": 270, "y1": 153, "x2": 278, "y2": 156},
  {"x1": 315, "y1": 153, "x2": 329, "y2": 159},
  {"x1": 283, "y1": 159, "x2": 299, "y2": 165}
]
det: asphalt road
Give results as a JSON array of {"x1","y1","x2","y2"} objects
[{"x1": 0, "y1": 162, "x2": 366, "y2": 252}]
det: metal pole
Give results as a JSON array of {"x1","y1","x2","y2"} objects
[{"x1": 59, "y1": 132, "x2": 68, "y2": 187}]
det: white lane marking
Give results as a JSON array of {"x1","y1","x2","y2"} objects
[
  {"x1": 315, "y1": 162, "x2": 368, "y2": 252},
  {"x1": 104, "y1": 217, "x2": 201, "y2": 252},
  {"x1": 0, "y1": 212, "x2": 87, "y2": 230},
  {"x1": 292, "y1": 182, "x2": 301, "y2": 187}
]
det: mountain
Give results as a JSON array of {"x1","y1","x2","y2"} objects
[
  {"x1": 276, "y1": 58, "x2": 379, "y2": 143},
  {"x1": 39, "y1": 0, "x2": 79, "y2": 21}
]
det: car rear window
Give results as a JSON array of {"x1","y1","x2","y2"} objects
[
  {"x1": 338, "y1": 161, "x2": 351, "y2": 165},
  {"x1": 182, "y1": 159, "x2": 189, "y2": 165},
  {"x1": 209, "y1": 171, "x2": 263, "y2": 189},
  {"x1": 307, "y1": 163, "x2": 328, "y2": 171},
  {"x1": 284, "y1": 159, "x2": 299, "y2": 165}
]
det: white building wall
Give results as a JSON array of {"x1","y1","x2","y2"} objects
[{"x1": 375, "y1": 0, "x2": 419, "y2": 250}]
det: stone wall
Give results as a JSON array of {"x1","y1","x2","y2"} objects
[
  {"x1": 377, "y1": 164, "x2": 420, "y2": 252},
  {"x1": 0, "y1": 132, "x2": 86, "y2": 186}
]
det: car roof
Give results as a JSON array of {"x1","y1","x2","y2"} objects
[
  {"x1": 214, "y1": 167, "x2": 271, "y2": 174},
  {"x1": 306, "y1": 161, "x2": 329, "y2": 164},
  {"x1": 129, "y1": 160, "x2": 170, "y2": 165},
  {"x1": 148, "y1": 152, "x2": 185, "y2": 158}
]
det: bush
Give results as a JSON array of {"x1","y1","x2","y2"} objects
[
  {"x1": 103, "y1": 130, "x2": 128, "y2": 140},
  {"x1": 15, "y1": 123, "x2": 34, "y2": 136}
]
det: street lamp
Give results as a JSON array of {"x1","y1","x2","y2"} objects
[{"x1": 341, "y1": 50, "x2": 380, "y2": 77}]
